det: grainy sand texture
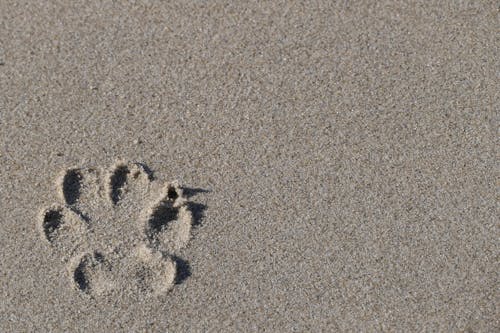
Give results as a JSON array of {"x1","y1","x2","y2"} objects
[{"x1": 0, "y1": 1, "x2": 498, "y2": 332}]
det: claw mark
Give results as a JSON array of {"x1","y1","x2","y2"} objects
[{"x1": 167, "y1": 186, "x2": 179, "y2": 201}]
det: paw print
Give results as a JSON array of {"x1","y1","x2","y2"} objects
[{"x1": 39, "y1": 162, "x2": 194, "y2": 297}]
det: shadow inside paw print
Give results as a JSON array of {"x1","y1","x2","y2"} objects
[{"x1": 39, "y1": 161, "x2": 207, "y2": 297}]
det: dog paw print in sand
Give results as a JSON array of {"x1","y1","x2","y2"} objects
[{"x1": 39, "y1": 162, "x2": 195, "y2": 297}]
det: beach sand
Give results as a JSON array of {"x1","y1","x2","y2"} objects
[{"x1": 0, "y1": 1, "x2": 498, "y2": 331}]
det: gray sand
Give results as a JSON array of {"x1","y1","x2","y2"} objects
[{"x1": 0, "y1": 1, "x2": 498, "y2": 332}]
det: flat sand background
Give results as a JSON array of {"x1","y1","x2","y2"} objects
[{"x1": 0, "y1": 1, "x2": 498, "y2": 332}]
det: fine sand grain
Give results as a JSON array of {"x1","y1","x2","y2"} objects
[{"x1": 0, "y1": 1, "x2": 498, "y2": 332}]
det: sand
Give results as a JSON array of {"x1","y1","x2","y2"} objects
[{"x1": 0, "y1": 1, "x2": 498, "y2": 332}]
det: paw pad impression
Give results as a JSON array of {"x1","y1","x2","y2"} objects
[{"x1": 39, "y1": 162, "x2": 194, "y2": 297}]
